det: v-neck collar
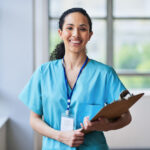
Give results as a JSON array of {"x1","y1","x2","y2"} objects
[{"x1": 61, "y1": 58, "x2": 91, "y2": 91}]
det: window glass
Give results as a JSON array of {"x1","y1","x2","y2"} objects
[
  {"x1": 87, "y1": 20, "x2": 106, "y2": 63},
  {"x1": 49, "y1": 0, "x2": 106, "y2": 17},
  {"x1": 49, "y1": 20, "x2": 61, "y2": 54},
  {"x1": 114, "y1": 0, "x2": 150, "y2": 17},
  {"x1": 119, "y1": 76, "x2": 150, "y2": 89},
  {"x1": 114, "y1": 20, "x2": 150, "y2": 73}
]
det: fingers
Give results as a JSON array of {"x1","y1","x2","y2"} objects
[
  {"x1": 71, "y1": 140, "x2": 84, "y2": 147},
  {"x1": 80, "y1": 123, "x2": 84, "y2": 129},
  {"x1": 83, "y1": 116, "x2": 90, "y2": 126},
  {"x1": 61, "y1": 130, "x2": 84, "y2": 147},
  {"x1": 81, "y1": 116, "x2": 110, "y2": 132},
  {"x1": 71, "y1": 129, "x2": 85, "y2": 141},
  {"x1": 75, "y1": 129, "x2": 85, "y2": 136},
  {"x1": 98, "y1": 117, "x2": 109, "y2": 124},
  {"x1": 69, "y1": 130, "x2": 84, "y2": 147},
  {"x1": 98, "y1": 117, "x2": 102, "y2": 121},
  {"x1": 76, "y1": 128, "x2": 84, "y2": 133},
  {"x1": 83, "y1": 116, "x2": 93, "y2": 130},
  {"x1": 84, "y1": 116, "x2": 89, "y2": 124}
]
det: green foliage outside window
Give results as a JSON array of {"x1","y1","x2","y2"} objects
[{"x1": 115, "y1": 43, "x2": 150, "y2": 89}]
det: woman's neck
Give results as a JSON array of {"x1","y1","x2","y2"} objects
[{"x1": 64, "y1": 51, "x2": 87, "y2": 70}]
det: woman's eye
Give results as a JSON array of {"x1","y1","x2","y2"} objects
[
  {"x1": 80, "y1": 28, "x2": 87, "y2": 31},
  {"x1": 67, "y1": 27, "x2": 73, "y2": 30}
]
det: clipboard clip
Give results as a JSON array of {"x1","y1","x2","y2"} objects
[{"x1": 120, "y1": 90, "x2": 133, "y2": 100}]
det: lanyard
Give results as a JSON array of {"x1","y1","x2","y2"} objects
[{"x1": 62, "y1": 57, "x2": 88, "y2": 115}]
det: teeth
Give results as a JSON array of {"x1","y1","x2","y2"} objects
[{"x1": 71, "y1": 41, "x2": 81, "y2": 44}]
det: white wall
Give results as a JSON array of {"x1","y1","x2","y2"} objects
[
  {"x1": 0, "y1": 0, "x2": 34, "y2": 150},
  {"x1": 105, "y1": 95, "x2": 150, "y2": 149}
]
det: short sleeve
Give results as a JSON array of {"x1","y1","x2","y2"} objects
[
  {"x1": 19, "y1": 66, "x2": 43, "y2": 115},
  {"x1": 105, "y1": 67, "x2": 126, "y2": 104}
]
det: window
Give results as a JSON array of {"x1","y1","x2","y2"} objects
[
  {"x1": 113, "y1": 0, "x2": 150, "y2": 90},
  {"x1": 48, "y1": 0, "x2": 150, "y2": 90}
]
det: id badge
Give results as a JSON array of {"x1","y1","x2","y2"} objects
[{"x1": 61, "y1": 113, "x2": 75, "y2": 131}]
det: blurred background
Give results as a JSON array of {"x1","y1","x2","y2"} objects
[{"x1": 0, "y1": 0, "x2": 150, "y2": 150}]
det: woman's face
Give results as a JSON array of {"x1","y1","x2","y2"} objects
[{"x1": 58, "y1": 12, "x2": 93, "y2": 54}]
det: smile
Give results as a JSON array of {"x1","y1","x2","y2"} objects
[{"x1": 70, "y1": 40, "x2": 82, "y2": 44}]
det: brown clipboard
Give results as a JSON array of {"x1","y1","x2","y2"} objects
[{"x1": 81, "y1": 92, "x2": 144, "y2": 133}]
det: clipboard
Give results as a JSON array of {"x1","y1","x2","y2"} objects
[{"x1": 81, "y1": 90, "x2": 144, "y2": 133}]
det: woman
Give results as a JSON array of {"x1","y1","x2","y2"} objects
[{"x1": 19, "y1": 8, "x2": 131, "y2": 150}]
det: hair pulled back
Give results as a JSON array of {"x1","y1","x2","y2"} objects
[{"x1": 50, "y1": 7, "x2": 92, "y2": 60}]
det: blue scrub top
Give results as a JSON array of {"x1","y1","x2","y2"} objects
[{"x1": 19, "y1": 59, "x2": 126, "y2": 150}]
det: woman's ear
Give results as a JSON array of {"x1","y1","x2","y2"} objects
[
  {"x1": 88, "y1": 31, "x2": 93, "y2": 41},
  {"x1": 58, "y1": 29, "x2": 63, "y2": 40}
]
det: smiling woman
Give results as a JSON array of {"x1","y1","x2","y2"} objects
[{"x1": 19, "y1": 8, "x2": 131, "y2": 150}]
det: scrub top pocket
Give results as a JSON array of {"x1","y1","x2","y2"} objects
[{"x1": 75, "y1": 103, "x2": 103, "y2": 129}]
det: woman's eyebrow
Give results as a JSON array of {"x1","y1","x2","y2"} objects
[
  {"x1": 66, "y1": 24, "x2": 88, "y2": 27},
  {"x1": 66, "y1": 24, "x2": 74, "y2": 26},
  {"x1": 80, "y1": 24, "x2": 88, "y2": 27}
]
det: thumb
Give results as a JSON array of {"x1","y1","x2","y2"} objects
[
  {"x1": 76, "y1": 128, "x2": 83, "y2": 132},
  {"x1": 76, "y1": 128, "x2": 85, "y2": 135}
]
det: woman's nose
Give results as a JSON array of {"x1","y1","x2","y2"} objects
[{"x1": 72, "y1": 29, "x2": 80, "y2": 37}]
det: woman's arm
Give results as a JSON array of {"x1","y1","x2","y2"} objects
[
  {"x1": 30, "y1": 111, "x2": 59, "y2": 140},
  {"x1": 30, "y1": 111, "x2": 84, "y2": 147},
  {"x1": 81, "y1": 111, "x2": 132, "y2": 132},
  {"x1": 108, "y1": 111, "x2": 132, "y2": 131}
]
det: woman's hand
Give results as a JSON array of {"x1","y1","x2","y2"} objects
[
  {"x1": 58, "y1": 129, "x2": 85, "y2": 147},
  {"x1": 81, "y1": 116, "x2": 111, "y2": 132},
  {"x1": 81, "y1": 111, "x2": 132, "y2": 132}
]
